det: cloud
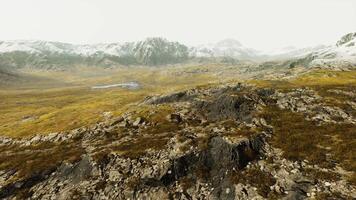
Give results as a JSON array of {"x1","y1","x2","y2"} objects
[{"x1": 0, "y1": 0, "x2": 355, "y2": 50}]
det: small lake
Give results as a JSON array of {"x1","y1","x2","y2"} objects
[{"x1": 91, "y1": 82, "x2": 140, "y2": 90}]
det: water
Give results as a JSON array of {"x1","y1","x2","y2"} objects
[{"x1": 91, "y1": 82, "x2": 140, "y2": 90}]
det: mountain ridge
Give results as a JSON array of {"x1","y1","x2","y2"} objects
[{"x1": 0, "y1": 33, "x2": 355, "y2": 70}]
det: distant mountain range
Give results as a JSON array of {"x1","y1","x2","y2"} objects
[
  {"x1": 0, "y1": 33, "x2": 355, "y2": 70},
  {"x1": 0, "y1": 38, "x2": 189, "y2": 69},
  {"x1": 189, "y1": 39, "x2": 258, "y2": 59}
]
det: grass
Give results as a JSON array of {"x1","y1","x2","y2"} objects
[
  {"x1": 89, "y1": 104, "x2": 182, "y2": 159},
  {"x1": 0, "y1": 67, "x2": 220, "y2": 137},
  {"x1": 261, "y1": 106, "x2": 356, "y2": 185},
  {"x1": 2, "y1": 68, "x2": 354, "y2": 136},
  {"x1": 0, "y1": 67, "x2": 355, "y2": 198},
  {"x1": 111, "y1": 107, "x2": 181, "y2": 158},
  {"x1": 127, "y1": 104, "x2": 174, "y2": 123},
  {"x1": 292, "y1": 70, "x2": 356, "y2": 86},
  {"x1": 249, "y1": 70, "x2": 356, "y2": 89},
  {"x1": 221, "y1": 120, "x2": 262, "y2": 139},
  {"x1": 315, "y1": 192, "x2": 354, "y2": 200},
  {"x1": 303, "y1": 168, "x2": 341, "y2": 182},
  {"x1": 1, "y1": 66, "x2": 355, "y2": 198},
  {"x1": 111, "y1": 132, "x2": 173, "y2": 158},
  {"x1": 7, "y1": 68, "x2": 351, "y2": 137},
  {"x1": 0, "y1": 87, "x2": 148, "y2": 137},
  {"x1": 0, "y1": 140, "x2": 85, "y2": 183},
  {"x1": 251, "y1": 70, "x2": 356, "y2": 185},
  {"x1": 230, "y1": 167, "x2": 278, "y2": 198}
]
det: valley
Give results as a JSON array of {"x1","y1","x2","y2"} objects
[
  {"x1": 0, "y1": 69, "x2": 355, "y2": 199},
  {"x1": 0, "y1": 66, "x2": 218, "y2": 137},
  {"x1": 0, "y1": 33, "x2": 355, "y2": 199}
]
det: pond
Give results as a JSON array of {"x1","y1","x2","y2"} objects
[{"x1": 91, "y1": 82, "x2": 140, "y2": 90}]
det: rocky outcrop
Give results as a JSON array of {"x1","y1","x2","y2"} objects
[
  {"x1": 274, "y1": 88, "x2": 356, "y2": 124},
  {"x1": 0, "y1": 132, "x2": 267, "y2": 199},
  {"x1": 0, "y1": 83, "x2": 355, "y2": 199},
  {"x1": 336, "y1": 32, "x2": 356, "y2": 47}
]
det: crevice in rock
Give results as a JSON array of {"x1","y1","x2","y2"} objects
[
  {"x1": 139, "y1": 134, "x2": 267, "y2": 199},
  {"x1": 0, "y1": 168, "x2": 56, "y2": 199}
]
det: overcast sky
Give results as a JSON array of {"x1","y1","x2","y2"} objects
[{"x1": 0, "y1": 0, "x2": 355, "y2": 51}]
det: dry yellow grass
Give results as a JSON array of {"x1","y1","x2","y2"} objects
[
  {"x1": 249, "y1": 70, "x2": 356, "y2": 88},
  {"x1": 1, "y1": 68, "x2": 354, "y2": 137},
  {"x1": 0, "y1": 67, "x2": 220, "y2": 137},
  {"x1": 252, "y1": 69, "x2": 356, "y2": 186}
]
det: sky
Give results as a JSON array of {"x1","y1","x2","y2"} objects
[{"x1": 0, "y1": 0, "x2": 355, "y2": 51}]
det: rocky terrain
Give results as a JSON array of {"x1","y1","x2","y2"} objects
[{"x1": 0, "y1": 82, "x2": 355, "y2": 199}]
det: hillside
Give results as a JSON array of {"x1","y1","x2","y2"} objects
[
  {"x1": 0, "y1": 69, "x2": 18, "y2": 84},
  {"x1": 0, "y1": 71, "x2": 355, "y2": 199},
  {"x1": 0, "y1": 33, "x2": 355, "y2": 200},
  {"x1": 1, "y1": 0, "x2": 356, "y2": 199},
  {"x1": 0, "y1": 34, "x2": 355, "y2": 199}
]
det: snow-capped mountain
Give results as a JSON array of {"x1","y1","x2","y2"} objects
[
  {"x1": 0, "y1": 38, "x2": 190, "y2": 69},
  {"x1": 310, "y1": 32, "x2": 356, "y2": 62},
  {"x1": 0, "y1": 33, "x2": 355, "y2": 70},
  {"x1": 190, "y1": 39, "x2": 258, "y2": 59},
  {"x1": 284, "y1": 32, "x2": 356, "y2": 69},
  {"x1": 0, "y1": 40, "x2": 129, "y2": 56},
  {"x1": 260, "y1": 45, "x2": 327, "y2": 59},
  {"x1": 133, "y1": 38, "x2": 188, "y2": 65}
]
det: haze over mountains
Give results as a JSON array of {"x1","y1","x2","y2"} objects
[
  {"x1": 0, "y1": 33, "x2": 355, "y2": 70},
  {"x1": 1, "y1": 0, "x2": 356, "y2": 199}
]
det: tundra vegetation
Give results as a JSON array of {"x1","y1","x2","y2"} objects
[{"x1": 0, "y1": 66, "x2": 355, "y2": 199}]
